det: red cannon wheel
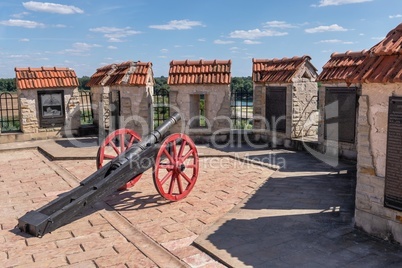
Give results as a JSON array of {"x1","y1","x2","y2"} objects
[
  {"x1": 153, "y1": 133, "x2": 199, "y2": 201},
  {"x1": 97, "y1": 128, "x2": 142, "y2": 190}
]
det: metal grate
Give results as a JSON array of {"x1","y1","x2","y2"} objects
[
  {"x1": 231, "y1": 87, "x2": 253, "y2": 129},
  {"x1": 153, "y1": 88, "x2": 170, "y2": 129},
  {"x1": 79, "y1": 90, "x2": 94, "y2": 125},
  {"x1": 0, "y1": 92, "x2": 20, "y2": 132}
]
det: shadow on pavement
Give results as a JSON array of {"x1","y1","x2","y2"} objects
[{"x1": 195, "y1": 151, "x2": 402, "y2": 267}]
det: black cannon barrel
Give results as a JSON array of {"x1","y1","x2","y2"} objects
[{"x1": 17, "y1": 113, "x2": 182, "y2": 237}]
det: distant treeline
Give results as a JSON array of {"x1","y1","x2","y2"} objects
[{"x1": 0, "y1": 76, "x2": 253, "y2": 93}]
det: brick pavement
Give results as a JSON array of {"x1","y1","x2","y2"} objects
[{"x1": 0, "y1": 145, "x2": 274, "y2": 267}]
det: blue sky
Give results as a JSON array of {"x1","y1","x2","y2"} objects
[{"x1": 0, "y1": 0, "x2": 401, "y2": 78}]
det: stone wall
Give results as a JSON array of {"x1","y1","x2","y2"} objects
[
  {"x1": 18, "y1": 87, "x2": 80, "y2": 136},
  {"x1": 90, "y1": 86, "x2": 110, "y2": 131},
  {"x1": 19, "y1": 89, "x2": 39, "y2": 134},
  {"x1": 252, "y1": 80, "x2": 318, "y2": 147},
  {"x1": 113, "y1": 85, "x2": 153, "y2": 136},
  {"x1": 317, "y1": 83, "x2": 358, "y2": 160},
  {"x1": 355, "y1": 83, "x2": 402, "y2": 244},
  {"x1": 291, "y1": 79, "x2": 318, "y2": 138},
  {"x1": 169, "y1": 84, "x2": 231, "y2": 142}
]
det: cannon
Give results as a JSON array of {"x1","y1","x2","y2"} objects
[{"x1": 17, "y1": 113, "x2": 199, "y2": 237}]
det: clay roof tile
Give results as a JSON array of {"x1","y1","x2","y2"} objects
[
  {"x1": 167, "y1": 59, "x2": 231, "y2": 85},
  {"x1": 14, "y1": 66, "x2": 78, "y2": 90}
]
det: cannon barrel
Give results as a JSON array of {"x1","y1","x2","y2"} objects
[{"x1": 18, "y1": 113, "x2": 182, "y2": 237}]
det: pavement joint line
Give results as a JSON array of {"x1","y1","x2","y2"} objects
[
  {"x1": 35, "y1": 148, "x2": 82, "y2": 188},
  {"x1": 93, "y1": 201, "x2": 190, "y2": 268}
]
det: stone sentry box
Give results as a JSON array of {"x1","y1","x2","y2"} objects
[
  {"x1": 252, "y1": 56, "x2": 318, "y2": 146},
  {"x1": 86, "y1": 61, "x2": 154, "y2": 137},
  {"x1": 317, "y1": 50, "x2": 368, "y2": 160},
  {"x1": 347, "y1": 23, "x2": 402, "y2": 244},
  {"x1": 167, "y1": 59, "x2": 232, "y2": 143},
  {"x1": 15, "y1": 67, "x2": 80, "y2": 136}
]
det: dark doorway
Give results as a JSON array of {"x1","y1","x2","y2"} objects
[
  {"x1": 266, "y1": 86, "x2": 287, "y2": 132},
  {"x1": 110, "y1": 90, "x2": 120, "y2": 131},
  {"x1": 324, "y1": 87, "x2": 357, "y2": 143}
]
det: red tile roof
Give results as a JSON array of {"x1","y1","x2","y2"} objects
[
  {"x1": 86, "y1": 61, "x2": 152, "y2": 87},
  {"x1": 317, "y1": 50, "x2": 368, "y2": 83},
  {"x1": 348, "y1": 23, "x2": 402, "y2": 84},
  {"x1": 168, "y1": 59, "x2": 231, "y2": 85},
  {"x1": 15, "y1": 67, "x2": 78, "y2": 90},
  {"x1": 253, "y1": 55, "x2": 317, "y2": 83}
]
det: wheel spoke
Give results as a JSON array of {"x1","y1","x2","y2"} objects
[
  {"x1": 160, "y1": 170, "x2": 173, "y2": 185},
  {"x1": 109, "y1": 140, "x2": 120, "y2": 154},
  {"x1": 178, "y1": 139, "x2": 187, "y2": 158},
  {"x1": 179, "y1": 170, "x2": 193, "y2": 184},
  {"x1": 158, "y1": 162, "x2": 174, "y2": 170},
  {"x1": 120, "y1": 133, "x2": 125, "y2": 152},
  {"x1": 163, "y1": 148, "x2": 175, "y2": 163},
  {"x1": 182, "y1": 148, "x2": 195, "y2": 161},
  {"x1": 172, "y1": 140, "x2": 177, "y2": 158},
  {"x1": 176, "y1": 173, "x2": 184, "y2": 194},
  {"x1": 168, "y1": 173, "x2": 176, "y2": 194},
  {"x1": 127, "y1": 135, "x2": 136, "y2": 148},
  {"x1": 104, "y1": 154, "x2": 116, "y2": 159}
]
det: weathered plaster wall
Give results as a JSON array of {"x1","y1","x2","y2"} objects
[
  {"x1": 169, "y1": 84, "x2": 231, "y2": 141},
  {"x1": 114, "y1": 85, "x2": 153, "y2": 136},
  {"x1": 355, "y1": 83, "x2": 402, "y2": 244}
]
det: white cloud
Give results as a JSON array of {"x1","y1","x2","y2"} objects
[
  {"x1": 244, "y1": 40, "x2": 261, "y2": 45},
  {"x1": 214, "y1": 39, "x2": 235, "y2": 44},
  {"x1": 64, "y1": 42, "x2": 101, "y2": 54},
  {"x1": 229, "y1": 28, "x2": 287, "y2": 39},
  {"x1": 12, "y1": 12, "x2": 29, "y2": 19},
  {"x1": 305, "y1": 24, "x2": 348, "y2": 33},
  {"x1": 0, "y1": 19, "x2": 45, "y2": 28},
  {"x1": 23, "y1": 1, "x2": 84, "y2": 14},
  {"x1": 316, "y1": 39, "x2": 355, "y2": 44},
  {"x1": 107, "y1": 46, "x2": 117, "y2": 50},
  {"x1": 90, "y1": 27, "x2": 141, "y2": 42},
  {"x1": 160, "y1": 48, "x2": 169, "y2": 53},
  {"x1": 390, "y1": 14, "x2": 402, "y2": 19},
  {"x1": 198, "y1": 38, "x2": 206, "y2": 42},
  {"x1": 263, "y1": 21, "x2": 297, "y2": 29},
  {"x1": 149, "y1": 19, "x2": 204, "y2": 30},
  {"x1": 19, "y1": 38, "x2": 30, "y2": 42},
  {"x1": 312, "y1": 0, "x2": 372, "y2": 7}
]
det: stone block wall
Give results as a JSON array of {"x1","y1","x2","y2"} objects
[
  {"x1": 19, "y1": 89, "x2": 39, "y2": 133},
  {"x1": 253, "y1": 81, "x2": 318, "y2": 146},
  {"x1": 291, "y1": 80, "x2": 318, "y2": 138},
  {"x1": 355, "y1": 83, "x2": 402, "y2": 244},
  {"x1": 90, "y1": 86, "x2": 110, "y2": 131},
  {"x1": 169, "y1": 84, "x2": 231, "y2": 142},
  {"x1": 18, "y1": 87, "x2": 80, "y2": 136}
]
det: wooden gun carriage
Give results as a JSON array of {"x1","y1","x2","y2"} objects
[{"x1": 18, "y1": 113, "x2": 199, "y2": 237}]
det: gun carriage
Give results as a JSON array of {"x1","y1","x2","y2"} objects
[{"x1": 18, "y1": 113, "x2": 199, "y2": 237}]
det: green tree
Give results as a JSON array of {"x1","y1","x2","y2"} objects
[
  {"x1": 154, "y1": 76, "x2": 170, "y2": 94},
  {"x1": 78, "y1": 76, "x2": 91, "y2": 90}
]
